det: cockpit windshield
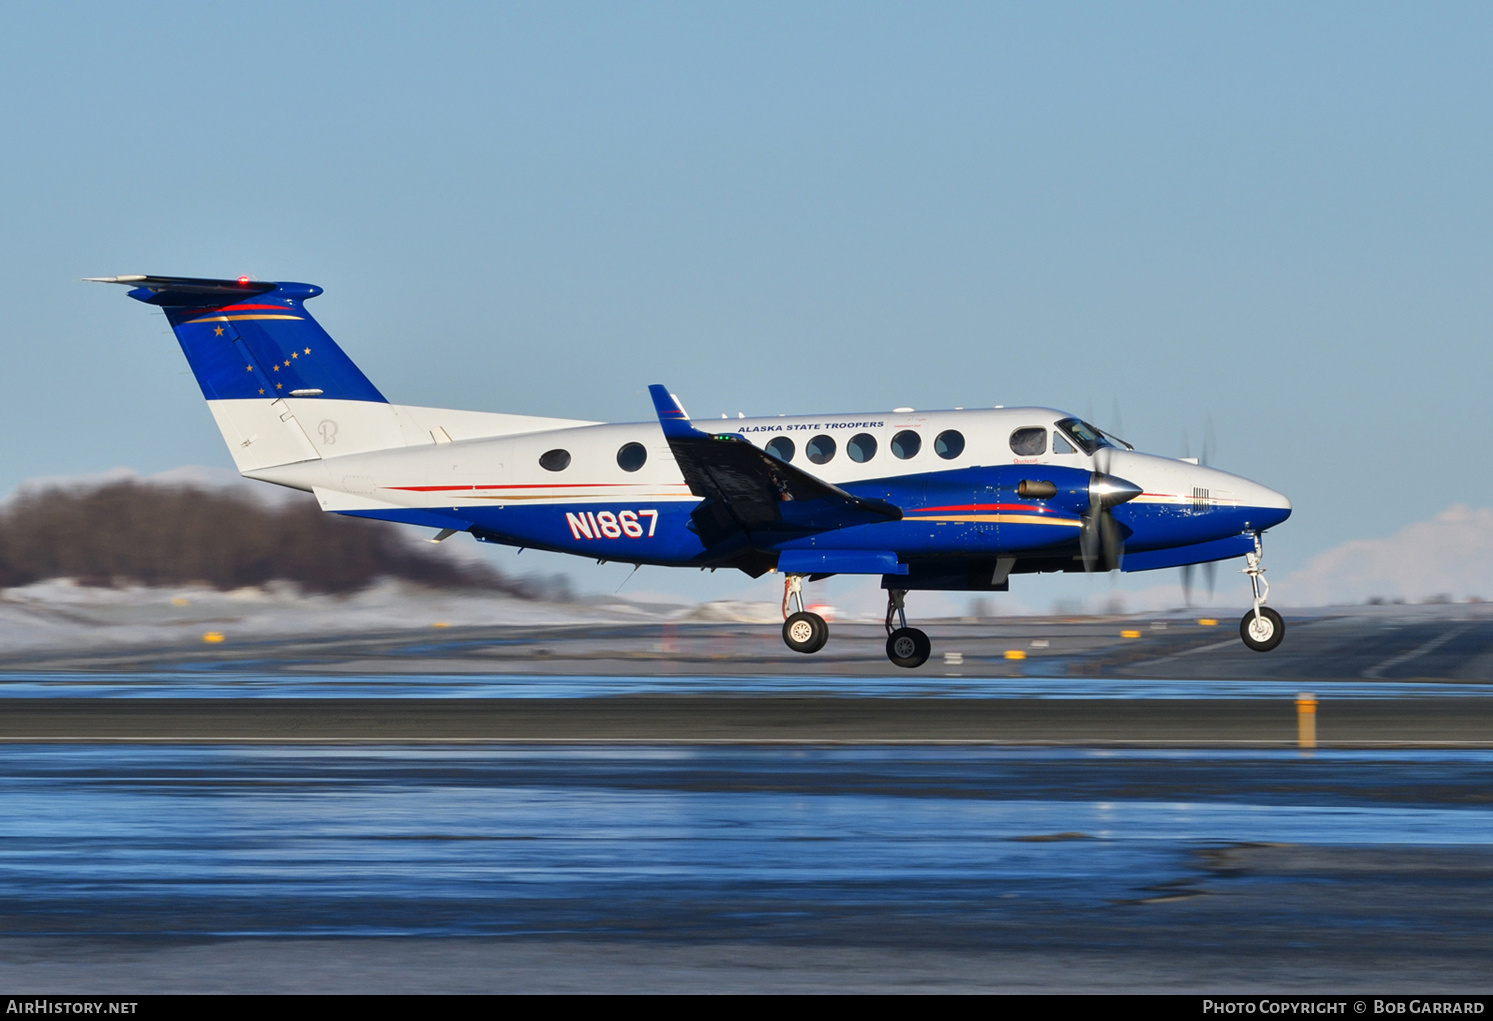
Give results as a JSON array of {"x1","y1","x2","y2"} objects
[{"x1": 1056, "y1": 417, "x2": 1118, "y2": 456}]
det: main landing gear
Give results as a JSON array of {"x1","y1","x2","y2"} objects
[
  {"x1": 884, "y1": 589, "x2": 931, "y2": 669},
  {"x1": 781, "y1": 574, "x2": 828, "y2": 654},
  {"x1": 778, "y1": 577, "x2": 933, "y2": 668},
  {"x1": 1238, "y1": 533, "x2": 1285, "y2": 653}
]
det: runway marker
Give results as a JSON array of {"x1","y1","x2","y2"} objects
[
  {"x1": 1121, "y1": 629, "x2": 1142, "y2": 639},
  {"x1": 1198, "y1": 619, "x2": 1218, "y2": 626},
  {"x1": 201, "y1": 632, "x2": 224, "y2": 644},
  {"x1": 1004, "y1": 650, "x2": 1026, "y2": 660},
  {"x1": 1297, "y1": 691, "x2": 1317, "y2": 750}
]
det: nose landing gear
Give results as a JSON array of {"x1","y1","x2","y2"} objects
[
  {"x1": 781, "y1": 574, "x2": 828, "y2": 654},
  {"x1": 885, "y1": 589, "x2": 931, "y2": 668},
  {"x1": 1238, "y1": 533, "x2": 1285, "y2": 652}
]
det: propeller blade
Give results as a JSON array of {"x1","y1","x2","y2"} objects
[
  {"x1": 1181, "y1": 563, "x2": 1195, "y2": 606},
  {"x1": 1082, "y1": 473, "x2": 1141, "y2": 573},
  {"x1": 1203, "y1": 559, "x2": 1217, "y2": 598},
  {"x1": 1201, "y1": 417, "x2": 1216, "y2": 468},
  {"x1": 1099, "y1": 511, "x2": 1124, "y2": 572},
  {"x1": 1080, "y1": 514, "x2": 1102, "y2": 572}
]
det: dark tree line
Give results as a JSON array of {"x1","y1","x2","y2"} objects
[{"x1": 0, "y1": 481, "x2": 526, "y2": 594}]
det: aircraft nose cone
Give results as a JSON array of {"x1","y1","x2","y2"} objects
[
  {"x1": 1090, "y1": 473, "x2": 1143, "y2": 510},
  {"x1": 1248, "y1": 485, "x2": 1291, "y2": 530}
]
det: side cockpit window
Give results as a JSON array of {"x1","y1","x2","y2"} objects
[
  {"x1": 1055, "y1": 417, "x2": 1110, "y2": 456},
  {"x1": 1009, "y1": 427, "x2": 1047, "y2": 457},
  {"x1": 1053, "y1": 433, "x2": 1075, "y2": 455}
]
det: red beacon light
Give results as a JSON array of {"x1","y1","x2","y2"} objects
[{"x1": 237, "y1": 276, "x2": 250, "y2": 285}]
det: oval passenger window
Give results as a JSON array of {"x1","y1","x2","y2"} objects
[
  {"x1": 616, "y1": 442, "x2": 647, "y2": 472},
  {"x1": 934, "y1": 430, "x2": 964, "y2": 460},
  {"x1": 1009, "y1": 427, "x2": 1047, "y2": 457},
  {"x1": 806, "y1": 434, "x2": 837, "y2": 465},
  {"x1": 539, "y1": 449, "x2": 571, "y2": 472},
  {"x1": 847, "y1": 433, "x2": 877, "y2": 463},
  {"x1": 890, "y1": 430, "x2": 921, "y2": 460},
  {"x1": 765, "y1": 436, "x2": 795, "y2": 463}
]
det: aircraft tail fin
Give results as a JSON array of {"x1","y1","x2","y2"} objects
[
  {"x1": 90, "y1": 275, "x2": 392, "y2": 472},
  {"x1": 91, "y1": 275, "x2": 386, "y2": 404}
]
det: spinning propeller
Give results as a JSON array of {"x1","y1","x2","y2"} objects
[
  {"x1": 1076, "y1": 404, "x2": 1141, "y2": 573},
  {"x1": 1081, "y1": 461, "x2": 1142, "y2": 572},
  {"x1": 1179, "y1": 420, "x2": 1217, "y2": 605}
]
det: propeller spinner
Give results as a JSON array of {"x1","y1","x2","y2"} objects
[{"x1": 1081, "y1": 471, "x2": 1142, "y2": 572}]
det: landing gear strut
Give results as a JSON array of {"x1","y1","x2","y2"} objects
[
  {"x1": 781, "y1": 574, "x2": 828, "y2": 654},
  {"x1": 1238, "y1": 533, "x2": 1285, "y2": 652},
  {"x1": 884, "y1": 589, "x2": 931, "y2": 669}
]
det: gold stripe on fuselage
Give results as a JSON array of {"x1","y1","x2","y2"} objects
[{"x1": 902, "y1": 514, "x2": 1080, "y2": 527}]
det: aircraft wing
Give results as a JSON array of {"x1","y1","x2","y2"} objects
[{"x1": 649, "y1": 385, "x2": 901, "y2": 548}]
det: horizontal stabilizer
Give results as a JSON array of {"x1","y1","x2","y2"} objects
[{"x1": 85, "y1": 274, "x2": 277, "y2": 306}]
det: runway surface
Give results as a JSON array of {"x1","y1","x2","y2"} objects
[
  {"x1": 2, "y1": 743, "x2": 1493, "y2": 992},
  {"x1": 8, "y1": 607, "x2": 1493, "y2": 682},
  {"x1": 1, "y1": 693, "x2": 1492, "y2": 745},
  {"x1": 2, "y1": 610, "x2": 1492, "y2": 991}
]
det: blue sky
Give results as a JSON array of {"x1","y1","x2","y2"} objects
[{"x1": 3, "y1": 2, "x2": 1491, "y2": 609}]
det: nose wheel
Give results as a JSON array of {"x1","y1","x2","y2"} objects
[
  {"x1": 781, "y1": 574, "x2": 828, "y2": 654},
  {"x1": 1238, "y1": 533, "x2": 1286, "y2": 652},
  {"x1": 884, "y1": 589, "x2": 930, "y2": 668},
  {"x1": 1240, "y1": 606, "x2": 1284, "y2": 652}
]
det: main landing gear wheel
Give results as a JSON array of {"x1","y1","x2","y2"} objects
[
  {"x1": 883, "y1": 588, "x2": 931, "y2": 668},
  {"x1": 783, "y1": 611, "x2": 829, "y2": 654},
  {"x1": 1240, "y1": 607, "x2": 1285, "y2": 653},
  {"x1": 886, "y1": 627, "x2": 931, "y2": 669},
  {"x1": 780, "y1": 574, "x2": 828, "y2": 654}
]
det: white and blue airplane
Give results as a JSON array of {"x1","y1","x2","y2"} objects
[{"x1": 90, "y1": 274, "x2": 1292, "y2": 667}]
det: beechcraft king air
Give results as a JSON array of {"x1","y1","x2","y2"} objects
[{"x1": 90, "y1": 274, "x2": 1292, "y2": 668}]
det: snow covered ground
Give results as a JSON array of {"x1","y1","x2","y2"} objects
[{"x1": 0, "y1": 577, "x2": 788, "y2": 656}]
